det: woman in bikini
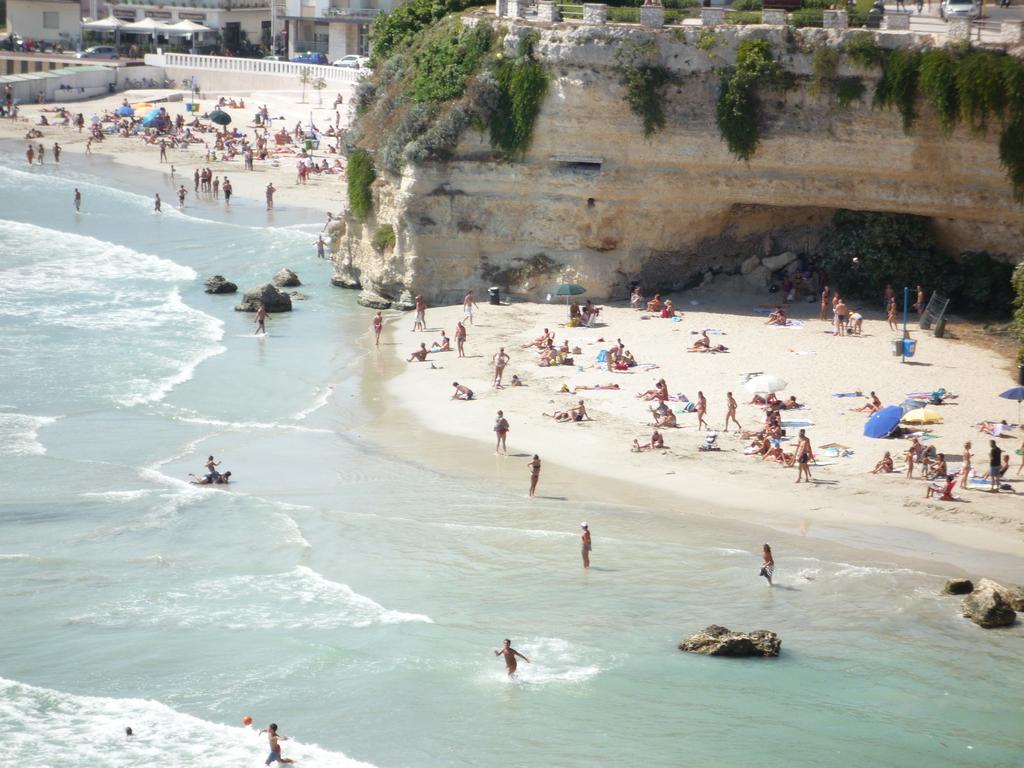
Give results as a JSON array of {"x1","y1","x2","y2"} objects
[{"x1": 528, "y1": 455, "x2": 541, "y2": 497}]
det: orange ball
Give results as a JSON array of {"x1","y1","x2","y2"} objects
[{"x1": 243, "y1": 716, "x2": 253, "y2": 726}]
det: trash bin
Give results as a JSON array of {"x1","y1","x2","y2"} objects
[
  {"x1": 488, "y1": 286, "x2": 500, "y2": 306},
  {"x1": 892, "y1": 339, "x2": 903, "y2": 356},
  {"x1": 903, "y1": 338, "x2": 917, "y2": 358}
]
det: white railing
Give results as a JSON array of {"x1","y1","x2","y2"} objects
[{"x1": 144, "y1": 52, "x2": 365, "y2": 83}]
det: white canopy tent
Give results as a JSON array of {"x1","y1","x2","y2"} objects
[
  {"x1": 81, "y1": 16, "x2": 125, "y2": 31},
  {"x1": 120, "y1": 18, "x2": 174, "y2": 36},
  {"x1": 165, "y1": 19, "x2": 211, "y2": 35}
]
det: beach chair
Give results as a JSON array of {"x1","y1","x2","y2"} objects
[{"x1": 698, "y1": 432, "x2": 720, "y2": 452}]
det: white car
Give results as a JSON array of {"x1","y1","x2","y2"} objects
[
  {"x1": 333, "y1": 55, "x2": 368, "y2": 69},
  {"x1": 76, "y1": 45, "x2": 119, "y2": 59},
  {"x1": 940, "y1": 0, "x2": 978, "y2": 19}
]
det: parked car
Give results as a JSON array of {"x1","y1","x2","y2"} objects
[
  {"x1": 290, "y1": 51, "x2": 329, "y2": 65},
  {"x1": 332, "y1": 55, "x2": 369, "y2": 69},
  {"x1": 940, "y1": 0, "x2": 978, "y2": 19},
  {"x1": 76, "y1": 45, "x2": 119, "y2": 59}
]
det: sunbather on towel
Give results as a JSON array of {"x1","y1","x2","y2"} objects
[{"x1": 979, "y1": 420, "x2": 1012, "y2": 437}]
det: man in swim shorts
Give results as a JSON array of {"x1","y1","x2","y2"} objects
[
  {"x1": 494, "y1": 639, "x2": 530, "y2": 677},
  {"x1": 452, "y1": 382, "x2": 474, "y2": 400},
  {"x1": 580, "y1": 522, "x2": 592, "y2": 568},
  {"x1": 259, "y1": 723, "x2": 295, "y2": 765}
]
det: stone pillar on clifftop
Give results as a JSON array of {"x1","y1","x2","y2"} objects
[
  {"x1": 583, "y1": 2, "x2": 608, "y2": 23},
  {"x1": 761, "y1": 9, "x2": 786, "y2": 24},
  {"x1": 1002, "y1": 20, "x2": 1024, "y2": 44},
  {"x1": 507, "y1": 0, "x2": 526, "y2": 18},
  {"x1": 700, "y1": 7, "x2": 724, "y2": 25},
  {"x1": 822, "y1": 10, "x2": 848, "y2": 31},
  {"x1": 537, "y1": 0, "x2": 561, "y2": 22},
  {"x1": 947, "y1": 17, "x2": 970, "y2": 39},
  {"x1": 496, "y1": 0, "x2": 508, "y2": 17},
  {"x1": 883, "y1": 11, "x2": 910, "y2": 30},
  {"x1": 640, "y1": 5, "x2": 665, "y2": 28}
]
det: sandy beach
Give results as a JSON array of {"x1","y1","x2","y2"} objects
[
  {"x1": 374, "y1": 293, "x2": 1024, "y2": 567},
  {"x1": 0, "y1": 85, "x2": 357, "y2": 210}
]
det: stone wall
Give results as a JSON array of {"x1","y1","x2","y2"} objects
[{"x1": 334, "y1": 23, "x2": 1024, "y2": 304}]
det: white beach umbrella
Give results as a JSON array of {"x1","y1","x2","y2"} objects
[
  {"x1": 744, "y1": 374, "x2": 788, "y2": 395},
  {"x1": 82, "y1": 16, "x2": 125, "y2": 31},
  {"x1": 166, "y1": 19, "x2": 210, "y2": 36},
  {"x1": 121, "y1": 18, "x2": 173, "y2": 35}
]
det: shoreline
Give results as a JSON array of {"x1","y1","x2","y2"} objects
[{"x1": 361, "y1": 300, "x2": 1024, "y2": 582}]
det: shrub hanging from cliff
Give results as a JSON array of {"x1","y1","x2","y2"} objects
[
  {"x1": 716, "y1": 39, "x2": 782, "y2": 162},
  {"x1": 488, "y1": 32, "x2": 549, "y2": 158},
  {"x1": 369, "y1": 0, "x2": 486, "y2": 68},
  {"x1": 408, "y1": 22, "x2": 493, "y2": 105},
  {"x1": 918, "y1": 49, "x2": 959, "y2": 134},
  {"x1": 1000, "y1": 117, "x2": 1024, "y2": 203},
  {"x1": 347, "y1": 149, "x2": 376, "y2": 221},
  {"x1": 371, "y1": 224, "x2": 396, "y2": 252},
  {"x1": 614, "y1": 39, "x2": 677, "y2": 138},
  {"x1": 873, "y1": 48, "x2": 921, "y2": 133}
]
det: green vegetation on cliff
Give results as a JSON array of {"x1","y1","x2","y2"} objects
[
  {"x1": 716, "y1": 39, "x2": 783, "y2": 162},
  {"x1": 489, "y1": 32, "x2": 550, "y2": 157},
  {"x1": 347, "y1": 149, "x2": 376, "y2": 221},
  {"x1": 615, "y1": 40, "x2": 676, "y2": 138}
]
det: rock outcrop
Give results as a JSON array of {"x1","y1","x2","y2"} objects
[
  {"x1": 962, "y1": 579, "x2": 1017, "y2": 628},
  {"x1": 678, "y1": 625, "x2": 781, "y2": 657},
  {"x1": 357, "y1": 291, "x2": 391, "y2": 310},
  {"x1": 334, "y1": 24, "x2": 1023, "y2": 304},
  {"x1": 204, "y1": 275, "x2": 237, "y2": 294},
  {"x1": 272, "y1": 268, "x2": 301, "y2": 288},
  {"x1": 942, "y1": 578, "x2": 974, "y2": 595},
  {"x1": 235, "y1": 284, "x2": 293, "y2": 313}
]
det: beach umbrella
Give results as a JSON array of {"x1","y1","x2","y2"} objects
[
  {"x1": 999, "y1": 386, "x2": 1024, "y2": 422},
  {"x1": 902, "y1": 406, "x2": 943, "y2": 425},
  {"x1": 116, "y1": 105, "x2": 134, "y2": 117},
  {"x1": 864, "y1": 405, "x2": 903, "y2": 439},
  {"x1": 209, "y1": 109, "x2": 232, "y2": 126},
  {"x1": 553, "y1": 283, "x2": 586, "y2": 297},
  {"x1": 141, "y1": 107, "x2": 164, "y2": 128},
  {"x1": 744, "y1": 374, "x2": 787, "y2": 395}
]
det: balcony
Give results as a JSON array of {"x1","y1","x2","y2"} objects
[{"x1": 324, "y1": 6, "x2": 381, "y2": 21}]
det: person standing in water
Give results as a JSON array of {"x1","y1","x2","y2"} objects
[
  {"x1": 527, "y1": 454, "x2": 541, "y2": 497},
  {"x1": 580, "y1": 522, "x2": 592, "y2": 569},
  {"x1": 372, "y1": 310, "x2": 383, "y2": 346},
  {"x1": 494, "y1": 639, "x2": 530, "y2": 678},
  {"x1": 494, "y1": 410, "x2": 509, "y2": 455},
  {"x1": 255, "y1": 301, "x2": 267, "y2": 335},
  {"x1": 37, "y1": 143, "x2": 44, "y2": 164},
  {"x1": 315, "y1": 236, "x2": 326, "y2": 259},
  {"x1": 759, "y1": 543, "x2": 774, "y2": 586},
  {"x1": 53, "y1": 142, "x2": 61, "y2": 163},
  {"x1": 266, "y1": 182, "x2": 276, "y2": 210},
  {"x1": 258, "y1": 723, "x2": 295, "y2": 765},
  {"x1": 73, "y1": 188, "x2": 81, "y2": 212},
  {"x1": 223, "y1": 177, "x2": 232, "y2": 205},
  {"x1": 26, "y1": 144, "x2": 34, "y2": 165},
  {"x1": 154, "y1": 193, "x2": 162, "y2": 212},
  {"x1": 177, "y1": 185, "x2": 187, "y2": 208}
]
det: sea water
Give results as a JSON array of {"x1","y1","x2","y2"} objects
[{"x1": 1, "y1": 153, "x2": 1022, "y2": 768}]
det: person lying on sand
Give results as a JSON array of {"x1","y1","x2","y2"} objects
[
  {"x1": 979, "y1": 420, "x2": 1012, "y2": 437},
  {"x1": 766, "y1": 309, "x2": 788, "y2": 326},
  {"x1": 633, "y1": 429, "x2": 666, "y2": 451},
  {"x1": 522, "y1": 329, "x2": 552, "y2": 349},
  {"x1": 852, "y1": 391, "x2": 882, "y2": 413},
  {"x1": 638, "y1": 379, "x2": 669, "y2": 401},
  {"x1": 772, "y1": 395, "x2": 801, "y2": 411},
  {"x1": 575, "y1": 383, "x2": 620, "y2": 391},
  {"x1": 544, "y1": 400, "x2": 589, "y2": 423},
  {"x1": 430, "y1": 332, "x2": 451, "y2": 352},
  {"x1": 451, "y1": 382, "x2": 474, "y2": 400},
  {"x1": 189, "y1": 471, "x2": 232, "y2": 485},
  {"x1": 407, "y1": 343, "x2": 429, "y2": 362},
  {"x1": 871, "y1": 452, "x2": 894, "y2": 474},
  {"x1": 688, "y1": 343, "x2": 729, "y2": 353}
]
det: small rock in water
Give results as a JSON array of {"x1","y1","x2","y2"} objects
[
  {"x1": 678, "y1": 625, "x2": 780, "y2": 657},
  {"x1": 234, "y1": 283, "x2": 293, "y2": 313},
  {"x1": 942, "y1": 578, "x2": 974, "y2": 595},
  {"x1": 272, "y1": 268, "x2": 301, "y2": 288},
  {"x1": 962, "y1": 579, "x2": 1017, "y2": 628},
  {"x1": 204, "y1": 275, "x2": 237, "y2": 294}
]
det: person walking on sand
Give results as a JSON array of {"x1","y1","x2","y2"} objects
[
  {"x1": 886, "y1": 297, "x2": 898, "y2": 332},
  {"x1": 259, "y1": 723, "x2": 295, "y2": 765},
  {"x1": 819, "y1": 285, "x2": 830, "y2": 321},
  {"x1": 255, "y1": 301, "x2": 267, "y2": 336},
  {"x1": 960, "y1": 441, "x2": 972, "y2": 489},
  {"x1": 759, "y1": 543, "x2": 775, "y2": 586},
  {"x1": 795, "y1": 429, "x2": 812, "y2": 483},
  {"x1": 463, "y1": 290, "x2": 477, "y2": 325},
  {"x1": 494, "y1": 639, "x2": 530, "y2": 678},
  {"x1": 724, "y1": 391, "x2": 741, "y2": 433},
  {"x1": 73, "y1": 188, "x2": 81, "y2": 212},
  {"x1": 696, "y1": 391, "x2": 708, "y2": 431},
  {"x1": 528, "y1": 454, "x2": 541, "y2": 497},
  {"x1": 492, "y1": 347, "x2": 510, "y2": 388},
  {"x1": 177, "y1": 185, "x2": 187, "y2": 208},
  {"x1": 372, "y1": 311, "x2": 383, "y2": 346},
  {"x1": 154, "y1": 193, "x2": 162, "y2": 212},
  {"x1": 266, "y1": 182, "x2": 276, "y2": 210},
  {"x1": 988, "y1": 440, "x2": 1002, "y2": 493},
  {"x1": 494, "y1": 410, "x2": 509, "y2": 455},
  {"x1": 580, "y1": 522, "x2": 592, "y2": 569},
  {"x1": 455, "y1": 320, "x2": 467, "y2": 358},
  {"x1": 412, "y1": 295, "x2": 427, "y2": 331}
]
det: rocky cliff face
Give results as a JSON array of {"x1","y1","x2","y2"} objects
[{"x1": 334, "y1": 21, "x2": 1024, "y2": 304}]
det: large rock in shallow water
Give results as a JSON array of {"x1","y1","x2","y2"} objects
[
  {"x1": 235, "y1": 284, "x2": 293, "y2": 313},
  {"x1": 204, "y1": 275, "x2": 237, "y2": 294},
  {"x1": 962, "y1": 579, "x2": 1017, "y2": 628},
  {"x1": 357, "y1": 291, "x2": 391, "y2": 309},
  {"x1": 272, "y1": 268, "x2": 301, "y2": 288},
  {"x1": 678, "y1": 625, "x2": 781, "y2": 657},
  {"x1": 943, "y1": 578, "x2": 974, "y2": 595}
]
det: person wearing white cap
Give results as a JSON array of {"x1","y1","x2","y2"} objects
[{"x1": 580, "y1": 522, "x2": 592, "y2": 569}]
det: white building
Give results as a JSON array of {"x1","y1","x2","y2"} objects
[
  {"x1": 6, "y1": 0, "x2": 82, "y2": 45},
  {"x1": 93, "y1": 1, "x2": 277, "y2": 51},
  {"x1": 284, "y1": 0, "x2": 398, "y2": 61}
]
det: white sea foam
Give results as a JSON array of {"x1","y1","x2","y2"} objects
[
  {"x1": 70, "y1": 565, "x2": 432, "y2": 630},
  {"x1": 292, "y1": 384, "x2": 335, "y2": 421},
  {"x1": 710, "y1": 547, "x2": 751, "y2": 556},
  {"x1": 0, "y1": 413, "x2": 59, "y2": 456},
  {"x1": 0, "y1": 676, "x2": 377, "y2": 768},
  {"x1": 274, "y1": 511, "x2": 313, "y2": 549},
  {"x1": 81, "y1": 489, "x2": 156, "y2": 503},
  {"x1": 174, "y1": 415, "x2": 332, "y2": 434}
]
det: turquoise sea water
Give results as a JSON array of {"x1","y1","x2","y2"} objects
[{"x1": 1, "y1": 153, "x2": 1023, "y2": 768}]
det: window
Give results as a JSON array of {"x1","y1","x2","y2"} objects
[
  {"x1": 357, "y1": 24, "x2": 369, "y2": 57},
  {"x1": 43, "y1": 12, "x2": 59, "y2": 29}
]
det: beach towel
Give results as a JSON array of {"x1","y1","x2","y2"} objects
[
  {"x1": 832, "y1": 392, "x2": 862, "y2": 398},
  {"x1": 596, "y1": 350, "x2": 608, "y2": 363},
  {"x1": 690, "y1": 329, "x2": 727, "y2": 336},
  {"x1": 768, "y1": 319, "x2": 805, "y2": 329},
  {"x1": 782, "y1": 419, "x2": 814, "y2": 428},
  {"x1": 666, "y1": 395, "x2": 690, "y2": 403}
]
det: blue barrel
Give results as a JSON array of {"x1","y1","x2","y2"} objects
[{"x1": 903, "y1": 338, "x2": 917, "y2": 358}]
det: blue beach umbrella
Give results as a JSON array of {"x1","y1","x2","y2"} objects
[
  {"x1": 864, "y1": 405, "x2": 903, "y2": 439},
  {"x1": 141, "y1": 107, "x2": 163, "y2": 127},
  {"x1": 999, "y1": 386, "x2": 1024, "y2": 422},
  {"x1": 116, "y1": 105, "x2": 134, "y2": 117}
]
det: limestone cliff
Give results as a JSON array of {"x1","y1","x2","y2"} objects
[{"x1": 334, "y1": 21, "x2": 1024, "y2": 305}]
